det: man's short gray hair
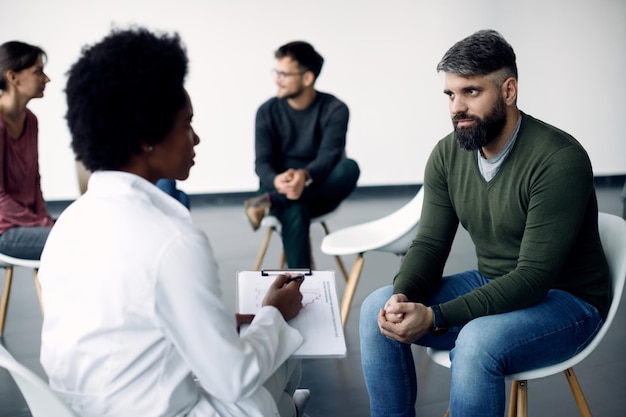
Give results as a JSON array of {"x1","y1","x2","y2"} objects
[{"x1": 437, "y1": 29, "x2": 518, "y2": 83}]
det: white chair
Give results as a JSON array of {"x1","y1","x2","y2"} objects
[
  {"x1": 0, "y1": 344, "x2": 77, "y2": 416},
  {"x1": 427, "y1": 212, "x2": 626, "y2": 417},
  {"x1": 321, "y1": 186, "x2": 424, "y2": 327},
  {"x1": 0, "y1": 253, "x2": 43, "y2": 336},
  {"x1": 252, "y1": 208, "x2": 349, "y2": 282}
]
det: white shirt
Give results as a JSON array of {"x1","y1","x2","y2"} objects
[{"x1": 39, "y1": 171, "x2": 303, "y2": 417}]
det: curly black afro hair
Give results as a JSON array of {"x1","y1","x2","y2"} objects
[{"x1": 65, "y1": 27, "x2": 188, "y2": 171}]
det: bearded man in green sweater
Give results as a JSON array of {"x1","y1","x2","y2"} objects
[{"x1": 360, "y1": 29, "x2": 610, "y2": 417}]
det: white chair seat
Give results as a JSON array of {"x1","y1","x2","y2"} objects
[
  {"x1": 257, "y1": 209, "x2": 339, "y2": 237},
  {"x1": 320, "y1": 186, "x2": 424, "y2": 326},
  {"x1": 427, "y1": 348, "x2": 596, "y2": 382},
  {"x1": 426, "y1": 212, "x2": 626, "y2": 417},
  {"x1": 251, "y1": 207, "x2": 348, "y2": 281},
  {"x1": 321, "y1": 188, "x2": 424, "y2": 256},
  {"x1": 0, "y1": 253, "x2": 41, "y2": 269},
  {"x1": 0, "y1": 253, "x2": 43, "y2": 335},
  {"x1": 0, "y1": 344, "x2": 77, "y2": 416}
]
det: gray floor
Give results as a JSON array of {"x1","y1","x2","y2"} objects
[{"x1": 1, "y1": 182, "x2": 624, "y2": 417}]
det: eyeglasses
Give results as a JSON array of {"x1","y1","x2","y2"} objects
[{"x1": 271, "y1": 69, "x2": 306, "y2": 80}]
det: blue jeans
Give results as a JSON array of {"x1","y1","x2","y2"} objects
[
  {"x1": 259, "y1": 158, "x2": 360, "y2": 268},
  {"x1": 360, "y1": 270, "x2": 603, "y2": 417},
  {"x1": 0, "y1": 226, "x2": 52, "y2": 260}
]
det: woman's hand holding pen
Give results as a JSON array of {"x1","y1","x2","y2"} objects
[{"x1": 262, "y1": 274, "x2": 305, "y2": 321}]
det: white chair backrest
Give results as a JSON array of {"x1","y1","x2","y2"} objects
[
  {"x1": 0, "y1": 345, "x2": 77, "y2": 417},
  {"x1": 589, "y1": 213, "x2": 626, "y2": 350},
  {"x1": 374, "y1": 185, "x2": 425, "y2": 254},
  {"x1": 320, "y1": 186, "x2": 425, "y2": 256},
  {"x1": 510, "y1": 212, "x2": 626, "y2": 380},
  {"x1": 428, "y1": 212, "x2": 626, "y2": 379}
]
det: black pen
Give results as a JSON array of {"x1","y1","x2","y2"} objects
[{"x1": 285, "y1": 274, "x2": 305, "y2": 284}]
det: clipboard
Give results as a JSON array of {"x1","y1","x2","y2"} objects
[{"x1": 237, "y1": 269, "x2": 347, "y2": 358}]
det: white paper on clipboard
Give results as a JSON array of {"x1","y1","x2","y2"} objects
[{"x1": 237, "y1": 269, "x2": 347, "y2": 358}]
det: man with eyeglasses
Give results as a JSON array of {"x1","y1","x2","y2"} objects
[{"x1": 244, "y1": 41, "x2": 360, "y2": 268}]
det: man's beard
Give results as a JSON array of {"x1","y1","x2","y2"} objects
[
  {"x1": 453, "y1": 96, "x2": 507, "y2": 151},
  {"x1": 278, "y1": 85, "x2": 305, "y2": 100}
]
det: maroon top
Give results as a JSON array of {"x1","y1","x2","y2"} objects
[{"x1": 0, "y1": 108, "x2": 53, "y2": 233}]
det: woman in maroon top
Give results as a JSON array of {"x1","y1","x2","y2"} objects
[{"x1": 0, "y1": 41, "x2": 54, "y2": 259}]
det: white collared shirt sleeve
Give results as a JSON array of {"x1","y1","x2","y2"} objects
[
  {"x1": 40, "y1": 171, "x2": 303, "y2": 417},
  {"x1": 154, "y1": 229, "x2": 303, "y2": 403}
]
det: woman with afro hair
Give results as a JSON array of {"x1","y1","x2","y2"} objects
[{"x1": 39, "y1": 27, "x2": 308, "y2": 417}]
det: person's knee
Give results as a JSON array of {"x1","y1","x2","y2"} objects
[
  {"x1": 361, "y1": 287, "x2": 389, "y2": 319},
  {"x1": 450, "y1": 318, "x2": 501, "y2": 374},
  {"x1": 339, "y1": 158, "x2": 360, "y2": 183},
  {"x1": 360, "y1": 286, "x2": 391, "y2": 337}
]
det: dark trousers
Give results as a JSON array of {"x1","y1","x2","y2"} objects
[
  {"x1": 0, "y1": 226, "x2": 52, "y2": 260},
  {"x1": 259, "y1": 158, "x2": 360, "y2": 268}
]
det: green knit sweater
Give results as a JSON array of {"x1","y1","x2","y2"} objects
[{"x1": 393, "y1": 113, "x2": 611, "y2": 326}]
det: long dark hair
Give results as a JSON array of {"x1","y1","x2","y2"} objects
[{"x1": 0, "y1": 41, "x2": 46, "y2": 90}]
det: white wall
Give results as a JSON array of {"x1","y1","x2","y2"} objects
[{"x1": 3, "y1": 0, "x2": 625, "y2": 201}]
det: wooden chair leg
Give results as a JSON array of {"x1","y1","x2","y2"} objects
[
  {"x1": 319, "y1": 220, "x2": 331, "y2": 235},
  {"x1": 256, "y1": 220, "x2": 347, "y2": 272},
  {"x1": 254, "y1": 227, "x2": 275, "y2": 270},
  {"x1": 564, "y1": 368, "x2": 592, "y2": 417},
  {"x1": 437, "y1": 370, "x2": 592, "y2": 417},
  {"x1": 0, "y1": 266, "x2": 14, "y2": 335},
  {"x1": 445, "y1": 380, "x2": 522, "y2": 417},
  {"x1": 333, "y1": 254, "x2": 349, "y2": 282},
  {"x1": 508, "y1": 380, "x2": 519, "y2": 417},
  {"x1": 516, "y1": 380, "x2": 528, "y2": 417},
  {"x1": 34, "y1": 269, "x2": 44, "y2": 315},
  {"x1": 320, "y1": 221, "x2": 349, "y2": 282},
  {"x1": 340, "y1": 253, "x2": 364, "y2": 327}
]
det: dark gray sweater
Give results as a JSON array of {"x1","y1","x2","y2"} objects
[{"x1": 254, "y1": 92, "x2": 349, "y2": 187}]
